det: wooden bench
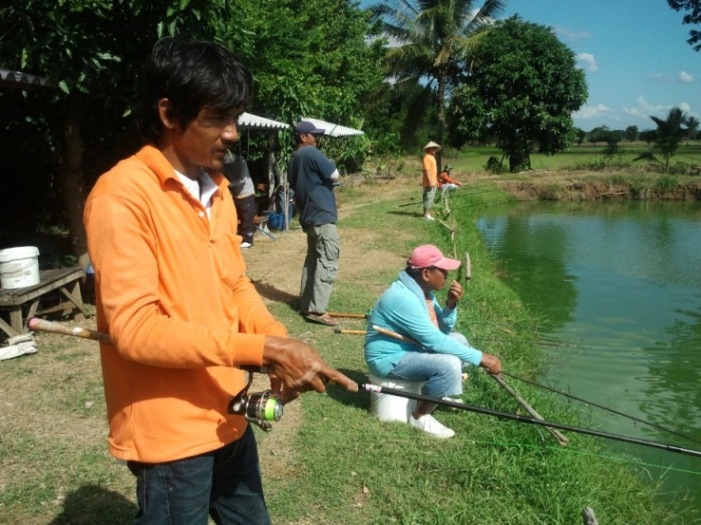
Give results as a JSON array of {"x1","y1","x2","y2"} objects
[{"x1": 0, "y1": 266, "x2": 85, "y2": 337}]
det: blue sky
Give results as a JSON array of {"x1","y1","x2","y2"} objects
[{"x1": 361, "y1": 1, "x2": 700, "y2": 132}]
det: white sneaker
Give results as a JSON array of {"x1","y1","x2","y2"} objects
[
  {"x1": 240, "y1": 242, "x2": 252, "y2": 249},
  {"x1": 423, "y1": 214, "x2": 435, "y2": 221},
  {"x1": 409, "y1": 413, "x2": 455, "y2": 439}
]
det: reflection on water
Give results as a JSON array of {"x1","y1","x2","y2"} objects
[{"x1": 477, "y1": 200, "x2": 701, "y2": 509}]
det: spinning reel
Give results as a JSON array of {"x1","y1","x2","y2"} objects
[{"x1": 227, "y1": 368, "x2": 284, "y2": 431}]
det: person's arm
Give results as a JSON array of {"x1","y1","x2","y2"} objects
[{"x1": 382, "y1": 293, "x2": 482, "y2": 366}]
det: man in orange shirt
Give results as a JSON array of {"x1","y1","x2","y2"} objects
[
  {"x1": 422, "y1": 141, "x2": 441, "y2": 221},
  {"x1": 84, "y1": 36, "x2": 356, "y2": 525}
]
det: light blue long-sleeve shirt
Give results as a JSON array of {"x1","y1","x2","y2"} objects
[{"x1": 364, "y1": 270, "x2": 483, "y2": 377}]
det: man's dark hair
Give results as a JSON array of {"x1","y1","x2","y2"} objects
[
  {"x1": 405, "y1": 266, "x2": 422, "y2": 278},
  {"x1": 140, "y1": 36, "x2": 253, "y2": 142}
]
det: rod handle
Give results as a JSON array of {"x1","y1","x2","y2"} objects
[{"x1": 28, "y1": 318, "x2": 111, "y2": 342}]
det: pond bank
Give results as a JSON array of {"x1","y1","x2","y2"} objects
[{"x1": 481, "y1": 169, "x2": 701, "y2": 201}]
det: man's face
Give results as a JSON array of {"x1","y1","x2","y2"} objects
[
  {"x1": 167, "y1": 103, "x2": 244, "y2": 177},
  {"x1": 424, "y1": 266, "x2": 448, "y2": 290},
  {"x1": 300, "y1": 132, "x2": 322, "y2": 147}
]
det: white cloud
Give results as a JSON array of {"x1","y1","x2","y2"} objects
[
  {"x1": 554, "y1": 25, "x2": 591, "y2": 41},
  {"x1": 574, "y1": 103, "x2": 610, "y2": 119},
  {"x1": 576, "y1": 53, "x2": 598, "y2": 72},
  {"x1": 678, "y1": 70, "x2": 694, "y2": 83},
  {"x1": 633, "y1": 96, "x2": 668, "y2": 114},
  {"x1": 679, "y1": 102, "x2": 692, "y2": 112}
]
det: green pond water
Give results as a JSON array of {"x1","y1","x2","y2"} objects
[{"x1": 476, "y1": 200, "x2": 701, "y2": 513}]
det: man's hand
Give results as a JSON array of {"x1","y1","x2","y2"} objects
[
  {"x1": 262, "y1": 336, "x2": 358, "y2": 404},
  {"x1": 445, "y1": 280, "x2": 464, "y2": 309},
  {"x1": 479, "y1": 352, "x2": 502, "y2": 375}
]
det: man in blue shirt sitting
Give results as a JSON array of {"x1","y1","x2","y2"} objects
[{"x1": 365, "y1": 244, "x2": 502, "y2": 438}]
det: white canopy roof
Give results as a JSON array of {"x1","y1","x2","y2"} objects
[
  {"x1": 238, "y1": 112, "x2": 289, "y2": 130},
  {"x1": 0, "y1": 68, "x2": 53, "y2": 90},
  {"x1": 301, "y1": 117, "x2": 364, "y2": 138}
]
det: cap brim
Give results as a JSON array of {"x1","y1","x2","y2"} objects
[{"x1": 434, "y1": 257, "x2": 461, "y2": 271}]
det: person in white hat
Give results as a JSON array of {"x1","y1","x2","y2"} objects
[{"x1": 422, "y1": 141, "x2": 441, "y2": 220}]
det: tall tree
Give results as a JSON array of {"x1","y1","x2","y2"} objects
[
  {"x1": 0, "y1": 0, "x2": 224, "y2": 267},
  {"x1": 667, "y1": 0, "x2": 701, "y2": 51},
  {"x1": 369, "y1": 0, "x2": 507, "y2": 161},
  {"x1": 447, "y1": 16, "x2": 587, "y2": 172}
]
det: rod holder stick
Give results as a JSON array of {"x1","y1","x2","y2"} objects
[
  {"x1": 328, "y1": 312, "x2": 368, "y2": 319},
  {"x1": 333, "y1": 328, "x2": 366, "y2": 335},
  {"x1": 492, "y1": 373, "x2": 569, "y2": 446}
]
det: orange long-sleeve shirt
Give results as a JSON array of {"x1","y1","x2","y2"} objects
[
  {"x1": 84, "y1": 145, "x2": 287, "y2": 463},
  {"x1": 422, "y1": 153, "x2": 437, "y2": 188}
]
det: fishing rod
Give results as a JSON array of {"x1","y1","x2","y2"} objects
[
  {"x1": 360, "y1": 383, "x2": 701, "y2": 458},
  {"x1": 27, "y1": 318, "x2": 283, "y2": 432},
  {"x1": 29, "y1": 319, "x2": 701, "y2": 457}
]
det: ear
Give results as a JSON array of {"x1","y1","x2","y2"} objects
[{"x1": 157, "y1": 98, "x2": 176, "y2": 129}]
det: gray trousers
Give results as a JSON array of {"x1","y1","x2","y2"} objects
[{"x1": 300, "y1": 223, "x2": 339, "y2": 314}]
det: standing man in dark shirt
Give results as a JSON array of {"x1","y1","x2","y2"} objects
[{"x1": 287, "y1": 121, "x2": 340, "y2": 327}]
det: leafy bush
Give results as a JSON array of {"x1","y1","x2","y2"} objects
[{"x1": 485, "y1": 156, "x2": 506, "y2": 173}]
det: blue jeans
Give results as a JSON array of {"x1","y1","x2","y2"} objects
[
  {"x1": 127, "y1": 425, "x2": 270, "y2": 525},
  {"x1": 388, "y1": 349, "x2": 464, "y2": 398}
]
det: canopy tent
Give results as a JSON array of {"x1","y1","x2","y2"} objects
[
  {"x1": 0, "y1": 68, "x2": 53, "y2": 91},
  {"x1": 236, "y1": 113, "x2": 290, "y2": 208},
  {"x1": 238, "y1": 112, "x2": 289, "y2": 131},
  {"x1": 301, "y1": 117, "x2": 364, "y2": 137}
]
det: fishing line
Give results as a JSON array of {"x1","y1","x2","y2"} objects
[
  {"x1": 500, "y1": 371, "x2": 701, "y2": 446},
  {"x1": 395, "y1": 186, "x2": 505, "y2": 208}
]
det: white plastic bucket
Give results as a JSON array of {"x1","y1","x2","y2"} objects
[
  {"x1": 368, "y1": 373, "x2": 424, "y2": 423},
  {"x1": 0, "y1": 246, "x2": 40, "y2": 289}
]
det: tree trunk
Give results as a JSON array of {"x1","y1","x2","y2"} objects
[
  {"x1": 62, "y1": 93, "x2": 90, "y2": 271},
  {"x1": 508, "y1": 133, "x2": 532, "y2": 173}
]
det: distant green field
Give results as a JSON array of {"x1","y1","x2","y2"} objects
[{"x1": 447, "y1": 143, "x2": 701, "y2": 173}]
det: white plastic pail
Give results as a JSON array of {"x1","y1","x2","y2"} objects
[
  {"x1": 368, "y1": 373, "x2": 424, "y2": 423},
  {"x1": 0, "y1": 246, "x2": 40, "y2": 289}
]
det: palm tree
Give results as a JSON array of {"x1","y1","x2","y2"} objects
[
  {"x1": 370, "y1": 0, "x2": 506, "y2": 160},
  {"x1": 635, "y1": 107, "x2": 690, "y2": 172}
]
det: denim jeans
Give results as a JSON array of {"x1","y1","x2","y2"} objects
[
  {"x1": 388, "y1": 348, "x2": 464, "y2": 398},
  {"x1": 127, "y1": 425, "x2": 270, "y2": 525}
]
